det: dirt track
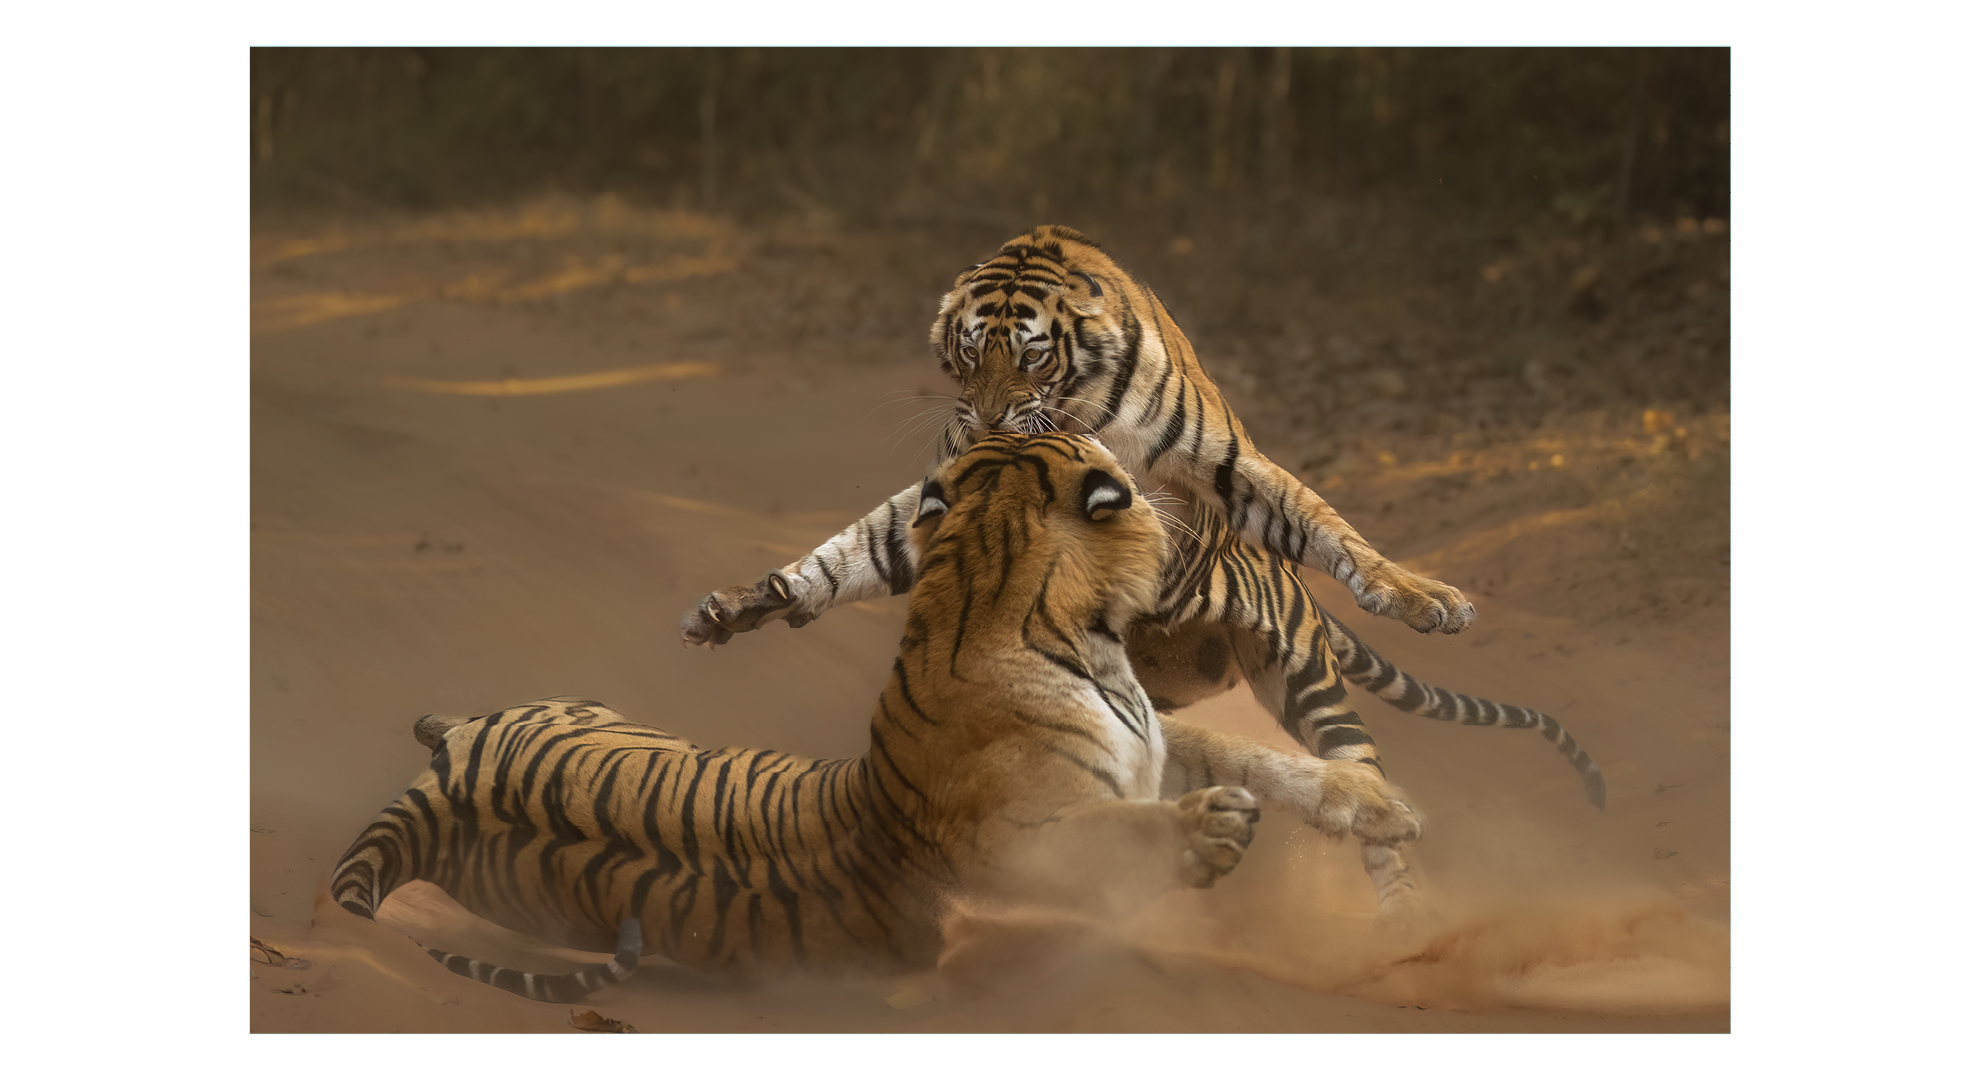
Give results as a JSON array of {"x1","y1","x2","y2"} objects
[{"x1": 249, "y1": 200, "x2": 1729, "y2": 1032}]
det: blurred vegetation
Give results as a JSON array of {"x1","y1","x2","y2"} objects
[{"x1": 250, "y1": 47, "x2": 1727, "y2": 227}]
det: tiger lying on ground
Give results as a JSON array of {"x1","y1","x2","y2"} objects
[
  {"x1": 682, "y1": 226, "x2": 1605, "y2": 822},
  {"x1": 331, "y1": 432, "x2": 1423, "y2": 1003}
]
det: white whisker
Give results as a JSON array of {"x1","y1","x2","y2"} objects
[
  {"x1": 864, "y1": 391, "x2": 951, "y2": 422},
  {"x1": 1148, "y1": 503, "x2": 1208, "y2": 548},
  {"x1": 882, "y1": 405, "x2": 960, "y2": 447},
  {"x1": 888, "y1": 409, "x2": 962, "y2": 451}
]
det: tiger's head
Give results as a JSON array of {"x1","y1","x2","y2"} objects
[
  {"x1": 929, "y1": 226, "x2": 1129, "y2": 454},
  {"x1": 908, "y1": 431, "x2": 1167, "y2": 637}
]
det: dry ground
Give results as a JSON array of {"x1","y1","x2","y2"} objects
[{"x1": 249, "y1": 197, "x2": 1729, "y2": 1033}]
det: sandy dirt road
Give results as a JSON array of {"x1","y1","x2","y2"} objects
[{"x1": 249, "y1": 205, "x2": 1729, "y2": 1033}]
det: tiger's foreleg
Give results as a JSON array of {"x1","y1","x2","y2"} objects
[
  {"x1": 1156, "y1": 409, "x2": 1472, "y2": 634},
  {"x1": 681, "y1": 482, "x2": 923, "y2": 646},
  {"x1": 1157, "y1": 717, "x2": 1421, "y2": 846},
  {"x1": 1158, "y1": 715, "x2": 1426, "y2": 919},
  {"x1": 984, "y1": 789, "x2": 1263, "y2": 916},
  {"x1": 330, "y1": 791, "x2": 432, "y2": 922},
  {"x1": 1223, "y1": 452, "x2": 1472, "y2": 634},
  {"x1": 1227, "y1": 603, "x2": 1431, "y2": 920}
]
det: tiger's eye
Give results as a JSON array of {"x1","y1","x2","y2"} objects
[
  {"x1": 1023, "y1": 347, "x2": 1045, "y2": 363},
  {"x1": 961, "y1": 345, "x2": 980, "y2": 361}
]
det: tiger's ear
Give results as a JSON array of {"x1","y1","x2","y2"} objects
[
  {"x1": 1065, "y1": 271, "x2": 1106, "y2": 317},
  {"x1": 914, "y1": 481, "x2": 950, "y2": 527},
  {"x1": 1080, "y1": 469, "x2": 1134, "y2": 521}
]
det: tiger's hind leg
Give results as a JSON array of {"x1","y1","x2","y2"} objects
[
  {"x1": 1135, "y1": 544, "x2": 1398, "y2": 789},
  {"x1": 331, "y1": 787, "x2": 438, "y2": 921},
  {"x1": 1127, "y1": 635, "x2": 1426, "y2": 917},
  {"x1": 1227, "y1": 588, "x2": 1430, "y2": 921},
  {"x1": 336, "y1": 698, "x2": 666, "y2": 1002},
  {"x1": 1135, "y1": 514, "x2": 1394, "y2": 779},
  {"x1": 1139, "y1": 540, "x2": 1430, "y2": 919}
]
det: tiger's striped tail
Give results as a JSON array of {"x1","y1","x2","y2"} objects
[
  {"x1": 424, "y1": 919, "x2": 644, "y2": 1004},
  {"x1": 1322, "y1": 613, "x2": 1608, "y2": 809}
]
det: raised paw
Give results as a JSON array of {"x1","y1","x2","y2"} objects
[
  {"x1": 1356, "y1": 568, "x2": 1475, "y2": 635},
  {"x1": 679, "y1": 569, "x2": 800, "y2": 648},
  {"x1": 1174, "y1": 785, "x2": 1261, "y2": 888}
]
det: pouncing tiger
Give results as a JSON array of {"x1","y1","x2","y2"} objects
[
  {"x1": 682, "y1": 226, "x2": 1606, "y2": 826},
  {"x1": 332, "y1": 432, "x2": 1424, "y2": 1003}
]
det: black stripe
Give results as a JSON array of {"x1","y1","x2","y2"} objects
[
  {"x1": 1144, "y1": 366, "x2": 1190, "y2": 465},
  {"x1": 883, "y1": 509, "x2": 915, "y2": 594},
  {"x1": 1392, "y1": 676, "x2": 1426, "y2": 712},
  {"x1": 891, "y1": 658, "x2": 940, "y2": 725},
  {"x1": 1039, "y1": 743, "x2": 1126, "y2": 799},
  {"x1": 1314, "y1": 722, "x2": 1374, "y2": 755},
  {"x1": 1097, "y1": 303, "x2": 1143, "y2": 424},
  {"x1": 1212, "y1": 403, "x2": 1242, "y2": 511},
  {"x1": 1182, "y1": 381, "x2": 1209, "y2": 462}
]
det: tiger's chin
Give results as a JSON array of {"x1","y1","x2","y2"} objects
[{"x1": 963, "y1": 410, "x2": 1092, "y2": 444}]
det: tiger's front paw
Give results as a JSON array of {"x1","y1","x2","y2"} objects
[
  {"x1": 1353, "y1": 788, "x2": 1424, "y2": 848},
  {"x1": 1356, "y1": 569, "x2": 1475, "y2": 635},
  {"x1": 680, "y1": 569, "x2": 801, "y2": 648},
  {"x1": 1308, "y1": 762, "x2": 1424, "y2": 847},
  {"x1": 1174, "y1": 785, "x2": 1261, "y2": 888}
]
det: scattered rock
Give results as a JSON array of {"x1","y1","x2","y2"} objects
[
  {"x1": 569, "y1": 1008, "x2": 638, "y2": 1033},
  {"x1": 251, "y1": 937, "x2": 312, "y2": 970}
]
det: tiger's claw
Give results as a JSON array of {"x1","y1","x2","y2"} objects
[
  {"x1": 1360, "y1": 572, "x2": 1475, "y2": 635},
  {"x1": 1174, "y1": 785, "x2": 1260, "y2": 888},
  {"x1": 680, "y1": 569, "x2": 801, "y2": 647}
]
